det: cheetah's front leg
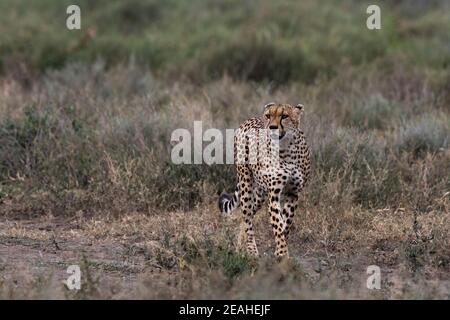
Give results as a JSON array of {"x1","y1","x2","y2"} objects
[
  {"x1": 282, "y1": 192, "x2": 298, "y2": 239},
  {"x1": 238, "y1": 167, "x2": 259, "y2": 257},
  {"x1": 282, "y1": 174, "x2": 303, "y2": 239},
  {"x1": 268, "y1": 187, "x2": 288, "y2": 258}
]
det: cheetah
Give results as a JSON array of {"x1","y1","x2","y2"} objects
[{"x1": 218, "y1": 103, "x2": 310, "y2": 258}]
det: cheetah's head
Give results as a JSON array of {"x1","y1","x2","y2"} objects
[{"x1": 262, "y1": 102, "x2": 304, "y2": 139}]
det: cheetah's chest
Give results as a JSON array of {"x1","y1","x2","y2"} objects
[{"x1": 251, "y1": 142, "x2": 303, "y2": 190}]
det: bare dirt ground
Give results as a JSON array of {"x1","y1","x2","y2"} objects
[
  {"x1": 0, "y1": 216, "x2": 142, "y2": 298},
  {"x1": 1, "y1": 202, "x2": 449, "y2": 299}
]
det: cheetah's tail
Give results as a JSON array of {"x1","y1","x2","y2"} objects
[{"x1": 218, "y1": 185, "x2": 240, "y2": 216}]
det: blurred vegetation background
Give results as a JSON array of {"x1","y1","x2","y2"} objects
[{"x1": 0, "y1": 0, "x2": 449, "y2": 83}]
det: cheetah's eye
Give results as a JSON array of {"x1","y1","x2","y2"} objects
[
  {"x1": 281, "y1": 114, "x2": 288, "y2": 119},
  {"x1": 265, "y1": 114, "x2": 270, "y2": 119}
]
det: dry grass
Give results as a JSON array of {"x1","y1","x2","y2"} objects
[
  {"x1": 0, "y1": 0, "x2": 449, "y2": 300},
  {"x1": 0, "y1": 202, "x2": 448, "y2": 299},
  {"x1": 0, "y1": 58, "x2": 448, "y2": 299}
]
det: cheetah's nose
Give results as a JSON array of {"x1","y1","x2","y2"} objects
[{"x1": 269, "y1": 125, "x2": 278, "y2": 130}]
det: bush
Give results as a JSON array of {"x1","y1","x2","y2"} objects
[
  {"x1": 0, "y1": 60, "x2": 448, "y2": 216},
  {"x1": 396, "y1": 114, "x2": 449, "y2": 157},
  {"x1": 345, "y1": 94, "x2": 394, "y2": 130}
]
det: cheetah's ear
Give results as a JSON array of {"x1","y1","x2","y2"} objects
[
  {"x1": 293, "y1": 104, "x2": 305, "y2": 127},
  {"x1": 264, "y1": 102, "x2": 276, "y2": 110},
  {"x1": 294, "y1": 103, "x2": 304, "y2": 112}
]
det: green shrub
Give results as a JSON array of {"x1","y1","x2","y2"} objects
[
  {"x1": 204, "y1": 38, "x2": 316, "y2": 84},
  {"x1": 1, "y1": 0, "x2": 448, "y2": 81}
]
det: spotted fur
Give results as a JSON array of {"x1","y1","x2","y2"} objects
[{"x1": 219, "y1": 103, "x2": 311, "y2": 258}]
